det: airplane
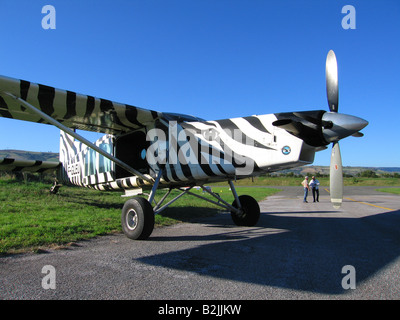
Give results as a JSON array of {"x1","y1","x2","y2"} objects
[{"x1": 0, "y1": 50, "x2": 368, "y2": 240}]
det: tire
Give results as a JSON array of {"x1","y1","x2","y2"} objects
[
  {"x1": 121, "y1": 197, "x2": 154, "y2": 240},
  {"x1": 231, "y1": 195, "x2": 260, "y2": 227}
]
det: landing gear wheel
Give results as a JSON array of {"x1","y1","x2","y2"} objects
[
  {"x1": 231, "y1": 195, "x2": 260, "y2": 227},
  {"x1": 121, "y1": 197, "x2": 154, "y2": 240}
]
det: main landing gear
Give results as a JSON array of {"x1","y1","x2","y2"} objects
[
  {"x1": 120, "y1": 170, "x2": 261, "y2": 240},
  {"x1": 121, "y1": 197, "x2": 154, "y2": 240}
]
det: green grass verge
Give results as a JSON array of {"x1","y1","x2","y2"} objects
[
  {"x1": 0, "y1": 179, "x2": 279, "y2": 254},
  {"x1": 376, "y1": 188, "x2": 400, "y2": 195}
]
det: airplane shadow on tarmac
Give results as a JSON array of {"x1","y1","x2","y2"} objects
[{"x1": 138, "y1": 209, "x2": 400, "y2": 295}]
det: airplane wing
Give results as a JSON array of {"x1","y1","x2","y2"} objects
[
  {"x1": 0, "y1": 157, "x2": 60, "y2": 173},
  {"x1": 0, "y1": 75, "x2": 201, "y2": 135}
]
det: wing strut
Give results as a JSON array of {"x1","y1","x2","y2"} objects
[{"x1": 3, "y1": 92, "x2": 153, "y2": 184}]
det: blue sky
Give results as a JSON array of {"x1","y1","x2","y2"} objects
[{"x1": 0, "y1": 0, "x2": 399, "y2": 167}]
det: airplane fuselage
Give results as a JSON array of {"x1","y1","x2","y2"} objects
[{"x1": 59, "y1": 111, "x2": 327, "y2": 192}]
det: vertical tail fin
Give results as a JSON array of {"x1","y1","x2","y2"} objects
[
  {"x1": 59, "y1": 130, "x2": 84, "y2": 186},
  {"x1": 59, "y1": 130, "x2": 116, "y2": 187}
]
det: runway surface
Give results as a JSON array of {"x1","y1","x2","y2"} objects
[{"x1": 1, "y1": 186, "x2": 399, "y2": 300}]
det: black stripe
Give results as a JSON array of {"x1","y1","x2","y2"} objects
[
  {"x1": 197, "y1": 140, "x2": 216, "y2": 177},
  {"x1": 101, "y1": 183, "x2": 112, "y2": 191},
  {"x1": 217, "y1": 118, "x2": 274, "y2": 150},
  {"x1": 116, "y1": 179, "x2": 124, "y2": 189},
  {"x1": 19, "y1": 80, "x2": 30, "y2": 113},
  {"x1": 168, "y1": 164, "x2": 180, "y2": 182},
  {"x1": 0, "y1": 96, "x2": 13, "y2": 118},
  {"x1": 37, "y1": 84, "x2": 55, "y2": 115},
  {"x1": 125, "y1": 105, "x2": 143, "y2": 127},
  {"x1": 99, "y1": 99, "x2": 131, "y2": 131},
  {"x1": 20, "y1": 80, "x2": 30, "y2": 100},
  {"x1": 176, "y1": 140, "x2": 194, "y2": 180},
  {"x1": 1, "y1": 158, "x2": 15, "y2": 165},
  {"x1": 216, "y1": 163, "x2": 228, "y2": 175},
  {"x1": 100, "y1": 99, "x2": 113, "y2": 112},
  {"x1": 125, "y1": 178, "x2": 134, "y2": 188},
  {"x1": 180, "y1": 164, "x2": 194, "y2": 180},
  {"x1": 162, "y1": 171, "x2": 170, "y2": 183},
  {"x1": 151, "y1": 110, "x2": 159, "y2": 119},
  {"x1": 243, "y1": 116, "x2": 271, "y2": 134},
  {"x1": 99, "y1": 99, "x2": 115, "y2": 128},
  {"x1": 202, "y1": 121, "x2": 217, "y2": 128},
  {"x1": 84, "y1": 96, "x2": 95, "y2": 118},
  {"x1": 65, "y1": 91, "x2": 77, "y2": 119}
]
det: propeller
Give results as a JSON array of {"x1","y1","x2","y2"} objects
[
  {"x1": 326, "y1": 50, "x2": 339, "y2": 113},
  {"x1": 325, "y1": 50, "x2": 343, "y2": 208},
  {"x1": 330, "y1": 142, "x2": 343, "y2": 209},
  {"x1": 273, "y1": 49, "x2": 368, "y2": 208}
]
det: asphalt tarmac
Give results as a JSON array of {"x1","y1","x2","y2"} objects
[{"x1": 1, "y1": 186, "x2": 399, "y2": 300}]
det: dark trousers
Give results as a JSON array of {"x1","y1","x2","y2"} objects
[{"x1": 312, "y1": 188, "x2": 319, "y2": 202}]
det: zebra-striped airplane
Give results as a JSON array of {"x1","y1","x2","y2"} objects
[{"x1": 0, "y1": 50, "x2": 368, "y2": 240}]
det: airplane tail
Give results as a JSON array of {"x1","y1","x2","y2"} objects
[
  {"x1": 59, "y1": 130, "x2": 115, "y2": 187},
  {"x1": 59, "y1": 130, "x2": 85, "y2": 186}
]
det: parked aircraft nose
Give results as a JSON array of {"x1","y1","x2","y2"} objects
[{"x1": 322, "y1": 112, "x2": 368, "y2": 143}]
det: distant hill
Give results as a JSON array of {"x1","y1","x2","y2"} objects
[
  {"x1": 375, "y1": 167, "x2": 400, "y2": 173},
  {"x1": 1, "y1": 149, "x2": 399, "y2": 176},
  {"x1": 274, "y1": 165, "x2": 400, "y2": 176},
  {"x1": 0, "y1": 149, "x2": 59, "y2": 162}
]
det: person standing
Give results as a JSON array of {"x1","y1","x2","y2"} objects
[
  {"x1": 301, "y1": 176, "x2": 310, "y2": 203},
  {"x1": 309, "y1": 176, "x2": 320, "y2": 202}
]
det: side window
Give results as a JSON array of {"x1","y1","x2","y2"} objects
[
  {"x1": 98, "y1": 142, "x2": 112, "y2": 173},
  {"x1": 84, "y1": 148, "x2": 96, "y2": 176}
]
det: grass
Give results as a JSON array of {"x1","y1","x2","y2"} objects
[
  {"x1": 0, "y1": 179, "x2": 279, "y2": 254},
  {"x1": 2, "y1": 174, "x2": 398, "y2": 255},
  {"x1": 377, "y1": 188, "x2": 400, "y2": 195}
]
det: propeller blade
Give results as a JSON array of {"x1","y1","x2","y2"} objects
[
  {"x1": 330, "y1": 141, "x2": 343, "y2": 209},
  {"x1": 326, "y1": 50, "x2": 339, "y2": 112}
]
